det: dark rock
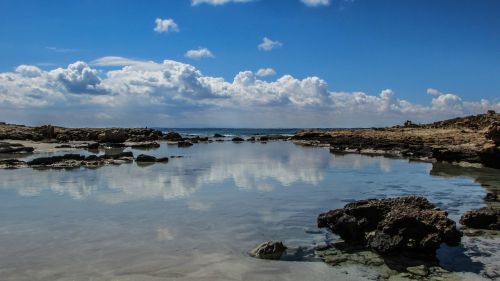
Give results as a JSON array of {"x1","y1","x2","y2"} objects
[
  {"x1": 318, "y1": 196, "x2": 462, "y2": 254},
  {"x1": 246, "y1": 137, "x2": 256, "y2": 141},
  {"x1": 485, "y1": 121, "x2": 500, "y2": 144},
  {"x1": 485, "y1": 192, "x2": 498, "y2": 202},
  {"x1": 232, "y1": 137, "x2": 244, "y2": 142},
  {"x1": 135, "y1": 154, "x2": 157, "y2": 162},
  {"x1": 460, "y1": 207, "x2": 500, "y2": 230},
  {"x1": 213, "y1": 133, "x2": 224, "y2": 138},
  {"x1": 259, "y1": 136, "x2": 269, "y2": 141},
  {"x1": 36, "y1": 125, "x2": 56, "y2": 139},
  {"x1": 156, "y1": 157, "x2": 169, "y2": 163},
  {"x1": 249, "y1": 241, "x2": 287, "y2": 260},
  {"x1": 130, "y1": 142, "x2": 160, "y2": 149},
  {"x1": 0, "y1": 159, "x2": 27, "y2": 169},
  {"x1": 178, "y1": 141, "x2": 193, "y2": 147},
  {"x1": 28, "y1": 154, "x2": 85, "y2": 166},
  {"x1": 0, "y1": 142, "x2": 34, "y2": 154},
  {"x1": 164, "y1": 131, "x2": 183, "y2": 141},
  {"x1": 87, "y1": 142, "x2": 99, "y2": 149},
  {"x1": 102, "y1": 151, "x2": 134, "y2": 159}
]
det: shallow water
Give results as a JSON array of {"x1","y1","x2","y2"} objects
[{"x1": 0, "y1": 142, "x2": 498, "y2": 280}]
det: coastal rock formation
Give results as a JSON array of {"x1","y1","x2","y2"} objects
[
  {"x1": 0, "y1": 142, "x2": 34, "y2": 154},
  {"x1": 177, "y1": 141, "x2": 193, "y2": 147},
  {"x1": 249, "y1": 241, "x2": 287, "y2": 260},
  {"x1": 98, "y1": 129, "x2": 128, "y2": 143},
  {"x1": 485, "y1": 121, "x2": 500, "y2": 144},
  {"x1": 213, "y1": 133, "x2": 224, "y2": 138},
  {"x1": 460, "y1": 207, "x2": 500, "y2": 230},
  {"x1": 3, "y1": 152, "x2": 137, "y2": 169},
  {"x1": 136, "y1": 154, "x2": 169, "y2": 163},
  {"x1": 232, "y1": 137, "x2": 244, "y2": 142},
  {"x1": 130, "y1": 142, "x2": 160, "y2": 149},
  {"x1": 164, "y1": 131, "x2": 183, "y2": 141},
  {"x1": 317, "y1": 196, "x2": 462, "y2": 254}
]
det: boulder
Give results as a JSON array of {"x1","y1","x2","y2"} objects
[
  {"x1": 87, "y1": 142, "x2": 99, "y2": 149},
  {"x1": 485, "y1": 121, "x2": 500, "y2": 144},
  {"x1": 232, "y1": 137, "x2": 244, "y2": 142},
  {"x1": 164, "y1": 131, "x2": 183, "y2": 141},
  {"x1": 178, "y1": 141, "x2": 193, "y2": 147},
  {"x1": 460, "y1": 207, "x2": 500, "y2": 230},
  {"x1": 249, "y1": 241, "x2": 287, "y2": 260},
  {"x1": 27, "y1": 154, "x2": 85, "y2": 166},
  {"x1": 317, "y1": 196, "x2": 462, "y2": 254},
  {"x1": 213, "y1": 133, "x2": 224, "y2": 138},
  {"x1": 135, "y1": 154, "x2": 157, "y2": 162}
]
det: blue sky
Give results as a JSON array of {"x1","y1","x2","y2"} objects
[{"x1": 0, "y1": 0, "x2": 499, "y2": 127}]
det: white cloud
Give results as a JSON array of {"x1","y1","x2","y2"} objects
[
  {"x1": 1, "y1": 57, "x2": 499, "y2": 127},
  {"x1": 191, "y1": 0, "x2": 254, "y2": 6},
  {"x1": 301, "y1": 0, "x2": 330, "y2": 7},
  {"x1": 185, "y1": 47, "x2": 215, "y2": 59},
  {"x1": 154, "y1": 18, "x2": 179, "y2": 33},
  {"x1": 256, "y1": 68, "x2": 276, "y2": 77},
  {"x1": 258, "y1": 37, "x2": 283, "y2": 51}
]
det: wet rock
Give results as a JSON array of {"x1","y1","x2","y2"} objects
[
  {"x1": 0, "y1": 159, "x2": 27, "y2": 169},
  {"x1": 178, "y1": 141, "x2": 193, "y2": 147},
  {"x1": 164, "y1": 131, "x2": 183, "y2": 141},
  {"x1": 259, "y1": 136, "x2": 269, "y2": 141},
  {"x1": 485, "y1": 121, "x2": 500, "y2": 144},
  {"x1": 318, "y1": 196, "x2": 462, "y2": 255},
  {"x1": 28, "y1": 154, "x2": 85, "y2": 166},
  {"x1": 246, "y1": 137, "x2": 256, "y2": 142},
  {"x1": 249, "y1": 241, "x2": 287, "y2": 260},
  {"x1": 460, "y1": 207, "x2": 500, "y2": 230},
  {"x1": 406, "y1": 265, "x2": 429, "y2": 277},
  {"x1": 213, "y1": 133, "x2": 224, "y2": 138},
  {"x1": 485, "y1": 192, "x2": 498, "y2": 202},
  {"x1": 87, "y1": 142, "x2": 99, "y2": 149},
  {"x1": 156, "y1": 157, "x2": 169, "y2": 163},
  {"x1": 0, "y1": 142, "x2": 34, "y2": 154},
  {"x1": 102, "y1": 151, "x2": 134, "y2": 159},
  {"x1": 130, "y1": 142, "x2": 160, "y2": 149},
  {"x1": 135, "y1": 154, "x2": 157, "y2": 162},
  {"x1": 232, "y1": 137, "x2": 244, "y2": 142}
]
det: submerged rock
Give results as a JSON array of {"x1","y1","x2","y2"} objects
[
  {"x1": 460, "y1": 207, "x2": 500, "y2": 230},
  {"x1": 213, "y1": 133, "x2": 224, "y2": 138},
  {"x1": 136, "y1": 154, "x2": 157, "y2": 162},
  {"x1": 317, "y1": 196, "x2": 462, "y2": 255},
  {"x1": 232, "y1": 137, "x2": 244, "y2": 142},
  {"x1": 249, "y1": 241, "x2": 287, "y2": 260}
]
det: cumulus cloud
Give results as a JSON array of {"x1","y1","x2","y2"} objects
[
  {"x1": 191, "y1": 0, "x2": 254, "y2": 6},
  {"x1": 256, "y1": 68, "x2": 276, "y2": 77},
  {"x1": 185, "y1": 47, "x2": 215, "y2": 59},
  {"x1": 154, "y1": 18, "x2": 179, "y2": 33},
  {"x1": 258, "y1": 37, "x2": 282, "y2": 51},
  {"x1": 1, "y1": 57, "x2": 499, "y2": 127},
  {"x1": 301, "y1": 0, "x2": 330, "y2": 7}
]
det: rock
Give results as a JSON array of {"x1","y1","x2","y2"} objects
[
  {"x1": 249, "y1": 241, "x2": 287, "y2": 260},
  {"x1": 259, "y1": 136, "x2": 269, "y2": 141},
  {"x1": 0, "y1": 142, "x2": 34, "y2": 154},
  {"x1": 28, "y1": 154, "x2": 85, "y2": 166},
  {"x1": 130, "y1": 142, "x2": 160, "y2": 149},
  {"x1": 0, "y1": 159, "x2": 27, "y2": 169},
  {"x1": 36, "y1": 125, "x2": 56, "y2": 139},
  {"x1": 164, "y1": 131, "x2": 183, "y2": 141},
  {"x1": 406, "y1": 265, "x2": 429, "y2": 277},
  {"x1": 485, "y1": 121, "x2": 500, "y2": 144},
  {"x1": 485, "y1": 192, "x2": 498, "y2": 202},
  {"x1": 318, "y1": 196, "x2": 462, "y2": 254},
  {"x1": 213, "y1": 133, "x2": 224, "y2": 138},
  {"x1": 87, "y1": 142, "x2": 99, "y2": 149},
  {"x1": 246, "y1": 137, "x2": 255, "y2": 141},
  {"x1": 178, "y1": 141, "x2": 193, "y2": 147},
  {"x1": 135, "y1": 154, "x2": 157, "y2": 162},
  {"x1": 156, "y1": 157, "x2": 169, "y2": 163},
  {"x1": 102, "y1": 151, "x2": 134, "y2": 159},
  {"x1": 460, "y1": 207, "x2": 500, "y2": 230},
  {"x1": 232, "y1": 137, "x2": 244, "y2": 142},
  {"x1": 97, "y1": 129, "x2": 128, "y2": 143}
]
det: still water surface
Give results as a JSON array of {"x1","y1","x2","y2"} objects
[{"x1": 0, "y1": 142, "x2": 498, "y2": 280}]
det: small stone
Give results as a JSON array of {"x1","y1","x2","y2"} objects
[
  {"x1": 406, "y1": 265, "x2": 429, "y2": 277},
  {"x1": 249, "y1": 241, "x2": 287, "y2": 260}
]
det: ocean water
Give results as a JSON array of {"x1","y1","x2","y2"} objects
[{"x1": 0, "y1": 141, "x2": 498, "y2": 280}]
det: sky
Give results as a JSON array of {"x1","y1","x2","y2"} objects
[{"x1": 0, "y1": 0, "x2": 499, "y2": 128}]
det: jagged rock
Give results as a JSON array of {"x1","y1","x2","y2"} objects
[
  {"x1": 178, "y1": 141, "x2": 193, "y2": 147},
  {"x1": 318, "y1": 196, "x2": 462, "y2": 254},
  {"x1": 249, "y1": 241, "x2": 287, "y2": 260},
  {"x1": 164, "y1": 131, "x2": 183, "y2": 141},
  {"x1": 135, "y1": 154, "x2": 157, "y2": 162},
  {"x1": 485, "y1": 121, "x2": 500, "y2": 144},
  {"x1": 232, "y1": 137, "x2": 244, "y2": 142},
  {"x1": 460, "y1": 207, "x2": 500, "y2": 230}
]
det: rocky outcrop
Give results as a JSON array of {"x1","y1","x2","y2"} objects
[
  {"x1": 130, "y1": 142, "x2": 160, "y2": 149},
  {"x1": 98, "y1": 129, "x2": 128, "y2": 143},
  {"x1": 249, "y1": 241, "x2": 287, "y2": 260},
  {"x1": 318, "y1": 196, "x2": 462, "y2": 255},
  {"x1": 0, "y1": 142, "x2": 34, "y2": 154},
  {"x1": 460, "y1": 207, "x2": 500, "y2": 230},
  {"x1": 164, "y1": 131, "x2": 183, "y2": 141},
  {"x1": 232, "y1": 137, "x2": 244, "y2": 142},
  {"x1": 136, "y1": 154, "x2": 169, "y2": 163},
  {"x1": 177, "y1": 141, "x2": 193, "y2": 147},
  {"x1": 213, "y1": 133, "x2": 224, "y2": 138},
  {"x1": 485, "y1": 121, "x2": 500, "y2": 144}
]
